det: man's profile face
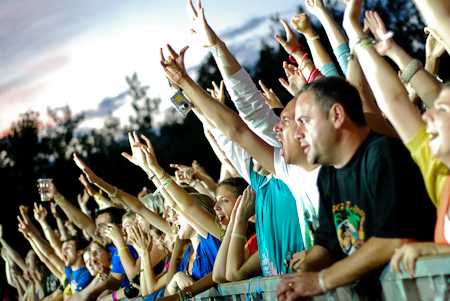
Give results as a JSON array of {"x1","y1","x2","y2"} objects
[
  {"x1": 273, "y1": 100, "x2": 307, "y2": 165},
  {"x1": 294, "y1": 90, "x2": 334, "y2": 165}
]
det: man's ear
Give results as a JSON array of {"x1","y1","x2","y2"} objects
[
  {"x1": 77, "y1": 249, "x2": 84, "y2": 257},
  {"x1": 329, "y1": 103, "x2": 345, "y2": 129}
]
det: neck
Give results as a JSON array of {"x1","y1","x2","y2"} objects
[
  {"x1": 71, "y1": 257, "x2": 85, "y2": 271},
  {"x1": 190, "y1": 235, "x2": 200, "y2": 253},
  {"x1": 333, "y1": 126, "x2": 371, "y2": 169}
]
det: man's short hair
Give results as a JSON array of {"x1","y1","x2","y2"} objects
[
  {"x1": 96, "y1": 207, "x2": 125, "y2": 225},
  {"x1": 63, "y1": 236, "x2": 89, "y2": 251},
  {"x1": 301, "y1": 77, "x2": 366, "y2": 126}
]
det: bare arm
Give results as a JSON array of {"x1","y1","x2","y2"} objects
[
  {"x1": 342, "y1": 0, "x2": 423, "y2": 143},
  {"x1": 33, "y1": 203, "x2": 63, "y2": 260}
]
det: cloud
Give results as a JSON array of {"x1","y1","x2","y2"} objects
[
  {"x1": 220, "y1": 16, "x2": 268, "y2": 40},
  {"x1": 83, "y1": 91, "x2": 129, "y2": 119}
]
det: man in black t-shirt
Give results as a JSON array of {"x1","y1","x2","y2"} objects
[{"x1": 276, "y1": 77, "x2": 436, "y2": 299}]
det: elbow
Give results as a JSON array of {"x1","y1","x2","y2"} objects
[
  {"x1": 225, "y1": 270, "x2": 242, "y2": 282},
  {"x1": 212, "y1": 272, "x2": 228, "y2": 284}
]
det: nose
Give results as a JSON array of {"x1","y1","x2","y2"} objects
[
  {"x1": 273, "y1": 120, "x2": 282, "y2": 133},
  {"x1": 294, "y1": 124, "x2": 305, "y2": 141},
  {"x1": 421, "y1": 109, "x2": 433, "y2": 123},
  {"x1": 213, "y1": 201, "x2": 221, "y2": 212}
]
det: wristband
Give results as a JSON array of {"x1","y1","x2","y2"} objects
[
  {"x1": 55, "y1": 196, "x2": 65, "y2": 206},
  {"x1": 400, "y1": 59, "x2": 423, "y2": 83},
  {"x1": 231, "y1": 232, "x2": 247, "y2": 241},
  {"x1": 158, "y1": 170, "x2": 167, "y2": 180},
  {"x1": 118, "y1": 246, "x2": 128, "y2": 253},
  {"x1": 307, "y1": 35, "x2": 320, "y2": 42},
  {"x1": 112, "y1": 291, "x2": 118, "y2": 301},
  {"x1": 289, "y1": 44, "x2": 305, "y2": 64},
  {"x1": 318, "y1": 269, "x2": 328, "y2": 294},
  {"x1": 94, "y1": 193, "x2": 102, "y2": 201},
  {"x1": 161, "y1": 177, "x2": 173, "y2": 188}
]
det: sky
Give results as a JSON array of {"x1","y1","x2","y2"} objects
[{"x1": 0, "y1": 0, "x2": 304, "y2": 134}]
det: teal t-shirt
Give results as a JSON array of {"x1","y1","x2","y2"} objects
[{"x1": 250, "y1": 160, "x2": 304, "y2": 276}]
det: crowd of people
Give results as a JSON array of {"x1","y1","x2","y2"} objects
[{"x1": 2, "y1": 0, "x2": 450, "y2": 299}]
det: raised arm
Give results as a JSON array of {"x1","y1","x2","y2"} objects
[
  {"x1": 139, "y1": 135, "x2": 220, "y2": 239},
  {"x1": 41, "y1": 180, "x2": 99, "y2": 243},
  {"x1": 49, "y1": 202, "x2": 69, "y2": 242},
  {"x1": 290, "y1": 13, "x2": 339, "y2": 77},
  {"x1": 0, "y1": 224, "x2": 27, "y2": 272},
  {"x1": 226, "y1": 187, "x2": 261, "y2": 281},
  {"x1": 412, "y1": 0, "x2": 450, "y2": 53},
  {"x1": 364, "y1": 10, "x2": 442, "y2": 108},
  {"x1": 74, "y1": 153, "x2": 170, "y2": 234},
  {"x1": 306, "y1": 0, "x2": 350, "y2": 74},
  {"x1": 341, "y1": 0, "x2": 423, "y2": 143},
  {"x1": 33, "y1": 203, "x2": 63, "y2": 260},
  {"x1": 161, "y1": 45, "x2": 275, "y2": 175}
]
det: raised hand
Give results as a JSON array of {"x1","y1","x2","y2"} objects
[
  {"x1": 291, "y1": 13, "x2": 314, "y2": 36},
  {"x1": 129, "y1": 225, "x2": 152, "y2": 254},
  {"x1": 235, "y1": 186, "x2": 256, "y2": 223},
  {"x1": 305, "y1": 0, "x2": 326, "y2": 17},
  {"x1": 33, "y1": 203, "x2": 48, "y2": 224},
  {"x1": 342, "y1": 0, "x2": 365, "y2": 42},
  {"x1": 425, "y1": 27, "x2": 446, "y2": 60},
  {"x1": 104, "y1": 223, "x2": 125, "y2": 247},
  {"x1": 140, "y1": 135, "x2": 159, "y2": 169},
  {"x1": 79, "y1": 174, "x2": 99, "y2": 196},
  {"x1": 364, "y1": 11, "x2": 394, "y2": 56},
  {"x1": 258, "y1": 80, "x2": 284, "y2": 109},
  {"x1": 160, "y1": 45, "x2": 190, "y2": 87},
  {"x1": 187, "y1": 0, "x2": 221, "y2": 48},
  {"x1": 121, "y1": 132, "x2": 152, "y2": 171},
  {"x1": 206, "y1": 80, "x2": 225, "y2": 103},
  {"x1": 279, "y1": 61, "x2": 307, "y2": 96},
  {"x1": 274, "y1": 19, "x2": 302, "y2": 55},
  {"x1": 170, "y1": 163, "x2": 197, "y2": 185},
  {"x1": 50, "y1": 202, "x2": 60, "y2": 219},
  {"x1": 73, "y1": 154, "x2": 101, "y2": 185},
  {"x1": 78, "y1": 189, "x2": 90, "y2": 207}
]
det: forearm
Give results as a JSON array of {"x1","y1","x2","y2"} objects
[
  {"x1": 346, "y1": 57, "x2": 397, "y2": 138},
  {"x1": 195, "y1": 172, "x2": 217, "y2": 194},
  {"x1": 0, "y1": 239, "x2": 27, "y2": 272},
  {"x1": 226, "y1": 219, "x2": 251, "y2": 281},
  {"x1": 55, "y1": 218, "x2": 69, "y2": 242},
  {"x1": 316, "y1": 10, "x2": 348, "y2": 49},
  {"x1": 39, "y1": 221, "x2": 63, "y2": 259},
  {"x1": 118, "y1": 248, "x2": 138, "y2": 281},
  {"x1": 323, "y1": 237, "x2": 409, "y2": 290},
  {"x1": 304, "y1": 27, "x2": 333, "y2": 69},
  {"x1": 386, "y1": 43, "x2": 442, "y2": 107},
  {"x1": 55, "y1": 195, "x2": 96, "y2": 239},
  {"x1": 28, "y1": 235, "x2": 64, "y2": 278},
  {"x1": 209, "y1": 41, "x2": 242, "y2": 78},
  {"x1": 299, "y1": 244, "x2": 334, "y2": 272},
  {"x1": 213, "y1": 219, "x2": 233, "y2": 283},
  {"x1": 413, "y1": 0, "x2": 450, "y2": 52},
  {"x1": 166, "y1": 238, "x2": 187, "y2": 288}
]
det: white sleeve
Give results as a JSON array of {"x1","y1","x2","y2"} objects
[
  {"x1": 223, "y1": 68, "x2": 281, "y2": 148},
  {"x1": 210, "y1": 128, "x2": 252, "y2": 184}
]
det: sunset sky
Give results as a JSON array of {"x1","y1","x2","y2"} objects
[{"x1": 0, "y1": 0, "x2": 304, "y2": 134}]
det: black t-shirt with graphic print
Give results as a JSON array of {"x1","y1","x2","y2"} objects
[{"x1": 314, "y1": 132, "x2": 436, "y2": 261}]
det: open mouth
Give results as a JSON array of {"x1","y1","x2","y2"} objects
[
  {"x1": 426, "y1": 128, "x2": 438, "y2": 141},
  {"x1": 218, "y1": 216, "x2": 226, "y2": 224}
]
